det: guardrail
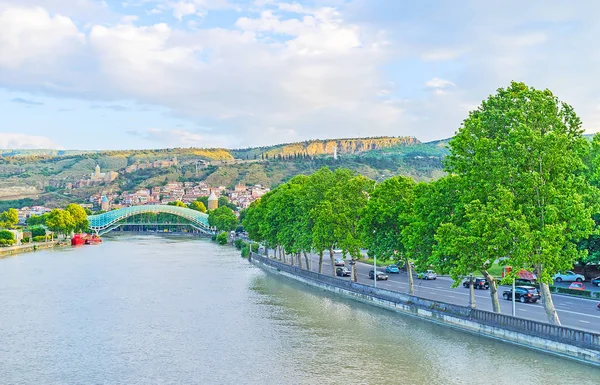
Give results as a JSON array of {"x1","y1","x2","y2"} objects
[{"x1": 250, "y1": 252, "x2": 600, "y2": 352}]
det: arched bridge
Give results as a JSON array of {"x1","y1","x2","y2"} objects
[{"x1": 88, "y1": 205, "x2": 212, "y2": 235}]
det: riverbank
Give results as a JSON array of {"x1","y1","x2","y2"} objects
[
  {"x1": 249, "y1": 252, "x2": 600, "y2": 367},
  {"x1": 0, "y1": 241, "x2": 67, "y2": 258}
]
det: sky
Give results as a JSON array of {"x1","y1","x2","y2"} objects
[{"x1": 1, "y1": 1, "x2": 600, "y2": 150}]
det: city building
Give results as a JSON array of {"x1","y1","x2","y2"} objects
[{"x1": 208, "y1": 192, "x2": 219, "y2": 210}]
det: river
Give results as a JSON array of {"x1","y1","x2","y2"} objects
[{"x1": 0, "y1": 234, "x2": 598, "y2": 384}]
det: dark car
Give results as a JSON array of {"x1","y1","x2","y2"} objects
[
  {"x1": 336, "y1": 267, "x2": 351, "y2": 277},
  {"x1": 592, "y1": 276, "x2": 600, "y2": 287},
  {"x1": 502, "y1": 286, "x2": 541, "y2": 303},
  {"x1": 369, "y1": 270, "x2": 388, "y2": 281},
  {"x1": 462, "y1": 278, "x2": 489, "y2": 290}
]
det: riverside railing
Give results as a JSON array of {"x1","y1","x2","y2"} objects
[{"x1": 250, "y1": 252, "x2": 600, "y2": 352}]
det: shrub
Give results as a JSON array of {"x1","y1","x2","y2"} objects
[
  {"x1": 234, "y1": 238, "x2": 245, "y2": 250},
  {"x1": 33, "y1": 235, "x2": 47, "y2": 242},
  {"x1": 22, "y1": 237, "x2": 30, "y2": 243},
  {"x1": 216, "y1": 232, "x2": 228, "y2": 245},
  {"x1": 241, "y1": 245, "x2": 250, "y2": 258},
  {"x1": 250, "y1": 242, "x2": 260, "y2": 252},
  {"x1": 0, "y1": 230, "x2": 14, "y2": 242}
]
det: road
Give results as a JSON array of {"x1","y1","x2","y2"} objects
[{"x1": 291, "y1": 252, "x2": 600, "y2": 333}]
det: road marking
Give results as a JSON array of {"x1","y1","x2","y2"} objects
[{"x1": 580, "y1": 320, "x2": 590, "y2": 324}]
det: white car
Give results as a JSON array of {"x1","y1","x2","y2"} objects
[{"x1": 553, "y1": 271, "x2": 584, "y2": 283}]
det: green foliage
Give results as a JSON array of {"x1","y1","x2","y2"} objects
[
  {"x1": 241, "y1": 244, "x2": 250, "y2": 258},
  {"x1": 45, "y1": 208, "x2": 75, "y2": 236},
  {"x1": 0, "y1": 208, "x2": 19, "y2": 229},
  {"x1": 234, "y1": 238, "x2": 245, "y2": 249},
  {"x1": 208, "y1": 206, "x2": 238, "y2": 232},
  {"x1": 0, "y1": 230, "x2": 15, "y2": 242},
  {"x1": 216, "y1": 231, "x2": 228, "y2": 245},
  {"x1": 188, "y1": 201, "x2": 207, "y2": 213},
  {"x1": 167, "y1": 200, "x2": 187, "y2": 208},
  {"x1": 26, "y1": 214, "x2": 48, "y2": 226},
  {"x1": 66, "y1": 203, "x2": 89, "y2": 233},
  {"x1": 218, "y1": 196, "x2": 238, "y2": 210}
]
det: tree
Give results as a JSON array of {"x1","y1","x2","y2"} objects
[
  {"x1": 218, "y1": 196, "x2": 237, "y2": 210},
  {"x1": 0, "y1": 230, "x2": 16, "y2": 246},
  {"x1": 66, "y1": 204, "x2": 89, "y2": 233},
  {"x1": 360, "y1": 176, "x2": 416, "y2": 294},
  {"x1": 216, "y1": 231, "x2": 228, "y2": 245},
  {"x1": 208, "y1": 206, "x2": 238, "y2": 232},
  {"x1": 195, "y1": 196, "x2": 209, "y2": 208},
  {"x1": 26, "y1": 214, "x2": 48, "y2": 227},
  {"x1": 46, "y1": 209, "x2": 75, "y2": 238},
  {"x1": 0, "y1": 208, "x2": 19, "y2": 228},
  {"x1": 445, "y1": 81, "x2": 597, "y2": 324},
  {"x1": 167, "y1": 200, "x2": 187, "y2": 208},
  {"x1": 188, "y1": 201, "x2": 207, "y2": 213}
]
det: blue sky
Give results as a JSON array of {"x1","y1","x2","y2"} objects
[{"x1": 1, "y1": 0, "x2": 599, "y2": 150}]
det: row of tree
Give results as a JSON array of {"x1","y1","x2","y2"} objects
[
  {"x1": 242, "y1": 82, "x2": 600, "y2": 326},
  {"x1": 26, "y1": 204, "x2": 90, "y2": 238}
]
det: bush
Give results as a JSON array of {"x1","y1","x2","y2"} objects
[
  {"x1": 0, "y1": 230, "x2": 14, "y2": 242},
  {"x1": 241, "y1": 245, "x2": 250, "y2": 258},
  {"x1": 250, "y1": 242, "x2": 260, "y2": 253},
  {"x1": 211, "y1": 233, "x2": 217, "y2": 241},
  {"x1": 234, "y1": 238, "x2": 245, "y2": 250},
  {"x1": 32, "y1": 235, "x2": 47, "y2": 242},
  {"x1": 216, "y1": 232, "x2": 228, "y2": 245},
  {"x1": 22, "y1": 237, "x2": 30, "y2": 243}
]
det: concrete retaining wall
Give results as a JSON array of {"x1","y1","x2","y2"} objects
[{"x1": 249, "y1": 253, "x2": 600, "y2": 366}]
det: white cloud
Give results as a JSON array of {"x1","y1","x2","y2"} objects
[
  {"x1": 130, "y1": 128, "x2": 235, "y2": 147},
  {"x1": 121, "y1": 15, "x2": 138, "y2": 24},
  {"x1": 0, "y1": 133, "x2": 62, "y2": 149},
  {"x1": 425, "y1": 77, "x2": 455, "y2": 89},
  {"x1": 0, "y1": 6, "x2": 85, "y2": 69},
  {"x1": 172, "y1": 1, "x2": 195, "y2": 20}
]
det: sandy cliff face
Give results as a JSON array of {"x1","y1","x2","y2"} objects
[{"x1": 0, "y1": 185, "x2": 40, "y2": 199}]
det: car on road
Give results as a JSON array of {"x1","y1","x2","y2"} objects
[
  {"x1": 462, "y1": 278, "x2": 489, "y2": 290},
  {"x1": 385, "y1": 265, "x2": 400, "y2": 274},
  {"x1": 502, "y1": 286, "x2": 541, "y2": 303},
  {"x1": 553, "y1": 271, "x2": 584, "y2": 283},
  {"x1": 592, "y1": 276, "x2": 600, "y2": 287},
  {"x1": 597, "y1": 302, "x2": 600, "y2": 310},
  {"x1": 568, "y1": 282, "x2": 586, "y2": 290},
  {"x1": 417, "y1": 270, "x2": 437, "y2": 280},
  {"x1": 336, "y1": 267, "x2": 351, "y2": 277},
  {"x1": 369, "y1": 270, "x2": 388, "y2": 280},
  {"x1": 334, "y1": 258, "x2": 345, "y2": 266}
]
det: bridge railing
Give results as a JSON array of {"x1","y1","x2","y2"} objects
[{"x1": 250, "y1": 252, "x2": 600, "y2": 352}]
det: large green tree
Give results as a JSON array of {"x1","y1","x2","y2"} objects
[
  {"x1": 66, "y1": 204, "x2": 89, "y2": 233},
  {"x1": 445, "y1": 81, "x2": 597, "y2": 324},
  {"x1": 208, "y1": 206, "x2": 238, "y2": 232},
  {"x1": 188, "y1": 201, "x2": 207, "y2": 213},
  {"x1": 360, "y1": 176, "x2": 416, "y2": 293},
  {"x1": 0, "y1": 208, "x2": 19, "y2": 229},
  {"x1": 46, "y1": 209, "x2": 75, "y2": 238}
]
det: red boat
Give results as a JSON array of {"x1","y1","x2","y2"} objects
[
  {"x1": 84, "y1": 234, "x2": 102, "y2": 245},
  {"x1": 71, "y1": 233, "x2": 102, "y2": 246}
]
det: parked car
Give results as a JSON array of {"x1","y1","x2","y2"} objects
[
  {"x1": 417, "y1": 270, "x2": 437, "y2": 280},
  {"x1": 568, "y1": 282, "x2": 586, "y2": 290},
  {"x1": 385, "y1": 265, "x2": 400, "y2": 274},
  {"x1": 591, "y1": 276, "x2": 600, "y2": 287},
  {"x1": 597, "y1": 302, "x2": 600, "y2": 310},
  {"x1": 336, "y1": 267, "x2": 351, "y2": 277},
  {"x1": 502, "y1": 286, "x2": 541, "y2": 303},
  {"x1": 334, "y1": 258, "x2": 345, "y2": 266},
  {"x1": 553, "y1": 271, "x2": 584, "y2": 283},
  {"x1": 462, "y1": 278, "x2": 489, "y2": 290},
  {"x1": 369, "y1": 270, "x2": 388, "y2": 280}
]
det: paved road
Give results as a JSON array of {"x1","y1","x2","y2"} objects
[{"x1": 287, "y1": 252, "x2": 600, "y2": 334}]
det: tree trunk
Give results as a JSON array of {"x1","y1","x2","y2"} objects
[
  {"x1": 297, "y1": 252, "x2": 302, "y2": 269},
  {"x1": 290, "y1": 251, "x2": 294, "y2": 265},
  {"x1": 482, "y1": 270, "x2": 501, "y2": 313},
  {"x1": 351, "y1": 260, "x2": 358, "y2": 282},
  {"x1": 329, "y1": 247, "x2": 335, "y2": 277},
  {"x1": 468, "y1": 276, "x2": 476, "y2": 309},
  {"x1": 406, "y1": 260, "x2": 414, "y2": 296},
  {"x1": 318, "y1": 251, "x2": 323, "y2": 274},
  {"x1": 303, "y1": 251, "x2": 310, "y2": 271},
  {"x1": 539, "y1": 281, "x2": 561, "y2": 325}
]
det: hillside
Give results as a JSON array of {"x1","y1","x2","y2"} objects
[{"x1": 0, "y1": 136, "x2": 448, "y2": 208}]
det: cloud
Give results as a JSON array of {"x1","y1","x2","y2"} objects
[
  {"x1": 0, "y1": 133, "x2": 62, "y2": 149},
  {"x1": 11, "y1": 97, "x2": 44, "y2": 106},
  {"x1": 0, "y1": 6, "x2": 85, "y2": 69},
  {"x1": 425, "y1": 78, "x2": 455, "y2": 89},
  {"x1": 90, "y1": 104, "x2": 129, "y2": 111},
  {"x1": 128, "y1": 128, "x2": 235, "y2": 148}
]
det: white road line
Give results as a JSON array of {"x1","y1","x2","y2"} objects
[{"x1": 580, "y1": 320, "x2": 591, "y2": 324}]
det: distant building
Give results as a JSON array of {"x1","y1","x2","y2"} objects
[
  {"x1": 90, "y1": 164, "x2": 118, "y2": 183},
  {"x1": 101, "y1": 196, "x2": 110, "y2": 211},
  {"x1": 208, "y1": 192, "x2": 219, "y2": 211}
]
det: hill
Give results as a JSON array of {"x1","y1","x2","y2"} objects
[{"x1": 0, "y1": 136, "x2": 449, "y2": 208}]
